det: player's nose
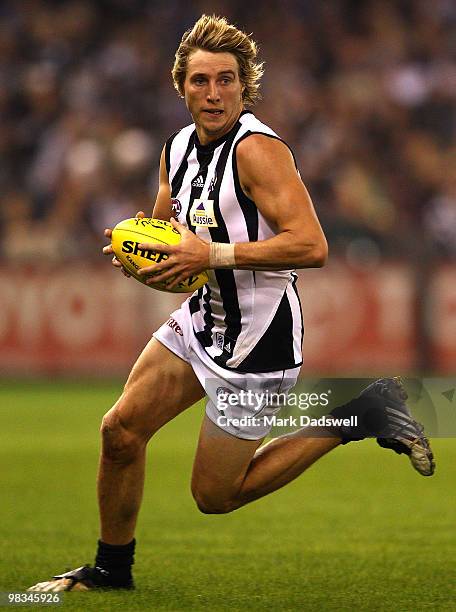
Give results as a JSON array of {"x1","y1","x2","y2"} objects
[{"x1": 206, "y1": 81, "x2": 220, "y2": 102}]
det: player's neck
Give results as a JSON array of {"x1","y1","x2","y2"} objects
[{"x1": 196, "y1": 108, "x2": 244, "y2": 146}]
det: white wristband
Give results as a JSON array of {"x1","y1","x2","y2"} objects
[{"x1": 209, "y1": 242, "x2": 236, "y2": 268}]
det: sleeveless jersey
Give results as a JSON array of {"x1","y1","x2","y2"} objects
[{"x1": 165, "y1": 111, "x2": 303, "y2": 373}]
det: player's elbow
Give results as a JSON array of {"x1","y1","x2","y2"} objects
[
  {"x1": 296, "y1": 236, "x2": 328, "y2": 268},
  {"x1": 309, "y1": 239, "x2": 328, "y2": 267}
]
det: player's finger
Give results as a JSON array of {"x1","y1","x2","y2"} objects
[
  {"x1": 141, "y1": 265, "x2": 172, "y2": 281},
  {"x1": 103, "y1": 245, "x2": 114, "y2": 255},
  {"x1": 104, "y1": 228, "x2": 113, "y2": 237},
  {"x1": 145, "y1": 273, "x2": 170, "y2": 285},
  {"x1": 138, "y1": 257, "x2": 171, "y2": 275},
  {"x1": 137, "y1": 242, "x2": 172, "y2": 254},
  {"x1": 140, "y1": 253, "x2": 177, "y2": 276},
  {"x1": 111, "y1": 256, "x2": 130, "y2": 277},
  {"x1": 162, "y1": 275, "x2": 183, "y2": 290},
  {"x1": 112, "y1": 258, "x2": 131, "y2": 276},
  {"x1": 169, "y1": 217, "x2": 187, "y2": 234},
  {"x1": 145, "y1": 263, "x2": 183, "y2": 285},
  {"x1": 135, "y1": 211, "x2": 145, "y2": 219}
]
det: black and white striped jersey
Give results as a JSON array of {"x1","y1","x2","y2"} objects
[{"x1": 165, "y1": 111, "x2": 303, "y2": 373}]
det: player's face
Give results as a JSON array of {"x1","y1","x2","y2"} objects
[{"x1": 184, "y1": 50, "x2": 244, "y2": 145}]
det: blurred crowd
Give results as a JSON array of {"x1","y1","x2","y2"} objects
[{"x1": 0, "y1": 0, "x2": 455, "y2": 264}]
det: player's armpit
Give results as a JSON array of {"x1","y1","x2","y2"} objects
[{"x1": 234, "y1": 134, "x2": 328, "y2": 270}]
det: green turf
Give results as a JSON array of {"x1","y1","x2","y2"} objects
[{"x1": 0, "y1": 381, "x2": 454, "y2": 611}]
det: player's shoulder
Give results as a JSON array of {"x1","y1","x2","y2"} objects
[
  {"x1": 236, "y1": 132, "x2": 288, "y2": 159},
  {"x1": 237, "y1": 112, "x2": 278, "y2": 145},
  {"x1": 236, "y1": 115, "x2": 293, "y2": 166},
  {"x1": 236, "y1": 122, "x2": 293, "y2": 167}
]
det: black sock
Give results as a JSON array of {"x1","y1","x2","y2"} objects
[
  {"x1": 330, "y1": 395, "x2": 389, "y2": 442},
  {"x1": 95, "y1": 539, "x2": 135, "y2": 586}
]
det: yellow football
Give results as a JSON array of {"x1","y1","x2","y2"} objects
[{"x1": 111, "y1": 217, "x2": 209, "y2": 293}]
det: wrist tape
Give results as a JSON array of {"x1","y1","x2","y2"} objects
[{"x1": 209, "y1": 242, "x2": 236, "y2": 268}]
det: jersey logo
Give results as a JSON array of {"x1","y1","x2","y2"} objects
[
  {"x1": 190, "y1": 199, "x2": 218, "y2": 227},
  {"x1": 215, "y1": 332, "x2": 233, "y2": 354},
  {"x1": 215, "y1": 332, "x2": 224, "y2": 350},
  {"x1": 171, "y1": 198, "x2": 181, "y2": 217},
  {"x1": 166, "y1": 317, "x2": 183, "y2": 336},
  {"x1": 208, "y1": 171, "x2": 217, "y2": 193},
  {"x1": 191, "y1": 175, "x2": 204, "y2": 188}
]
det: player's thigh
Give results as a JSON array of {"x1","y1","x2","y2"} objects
[
  {"x1": 191, "y1": 415, "x2": 263, "y2": 504},
  {"x1": 107, "y1": 337, "x2": 205, "y2": 441}
]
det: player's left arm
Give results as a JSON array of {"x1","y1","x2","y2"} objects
[
  {"x1": 233, "y1": 134, "x2": 327, "y2": 270},
  {"x1": 138, "y1": 135, "x2": 327, "y2": 287}
]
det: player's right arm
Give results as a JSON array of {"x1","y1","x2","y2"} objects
[
  {"x1": 152, "y1": 145, "x2": 173, "y2": 221},
  {"x1": 103, "y1": 144, "x2": 171, "y2": 271}
]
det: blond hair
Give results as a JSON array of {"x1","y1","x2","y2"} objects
[{"x1": 172, "y1": 14, "x2": 264, "y2": 107}]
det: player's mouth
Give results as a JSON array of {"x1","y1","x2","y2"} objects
[{"x1": 203, "y1": 109, "x2": 224, "y2": 117}]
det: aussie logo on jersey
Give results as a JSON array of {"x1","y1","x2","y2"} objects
[{"x1": 190, "y1": 199, "x2": 218, "y2": 227}]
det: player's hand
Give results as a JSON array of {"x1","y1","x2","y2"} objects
[
  {"x1": 138, "y1": 217, "x2": 210, "y2": 290},
  {"x1": 103, "y1": 211, "x2": 146, "y2": 277}
]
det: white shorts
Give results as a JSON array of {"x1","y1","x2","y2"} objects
[{"x1": 153, "y1": 298, "x2": 300, "y2": 440}]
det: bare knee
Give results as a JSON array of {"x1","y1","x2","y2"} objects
[
  {"x1": 191, "y1": 486, "x2": 236, "y2": 515},
  {"x1": 100, "y1": 408, "x2": 145, "y2": 466},
  {"x1": 193, "y1": 493, "x2": 234, "y2": 515}
]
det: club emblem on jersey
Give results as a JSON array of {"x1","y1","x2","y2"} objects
[
  {"x1": 190, "y1": 199, "x2": 218, "y2": 227},
  {"x1": 171, "y1": 198, "x2": 181, "y2": 217}
]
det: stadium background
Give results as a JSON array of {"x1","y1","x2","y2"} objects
[
  {"x1": 0, "y1": 1, "x2": 455, "y2": 609},
  {"x1": 0, "y1": 0, "x2": 455, "y2": 376}
]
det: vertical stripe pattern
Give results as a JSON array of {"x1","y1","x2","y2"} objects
[{"x1": 166, "y1": 112, "x2": 303, "y2": 373}]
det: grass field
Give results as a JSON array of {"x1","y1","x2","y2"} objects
[{"x1": 0, "y1": 380, "x2": 455, "y2": 611}]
